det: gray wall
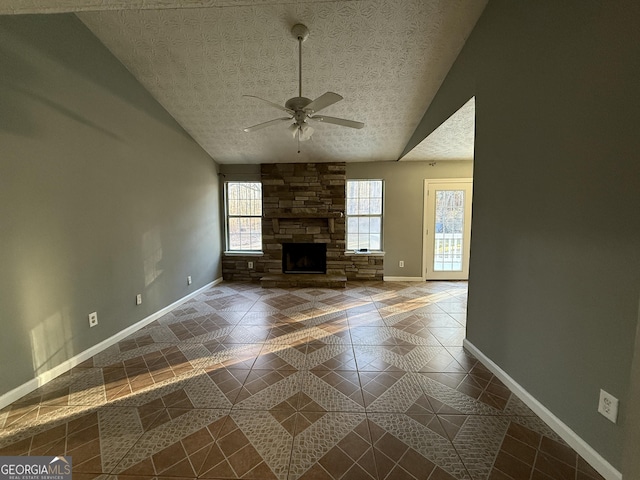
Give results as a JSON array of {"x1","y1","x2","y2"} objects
[
  {"x1": 408, "y1": 0, "x2": 639, "y2": 470},
  {"x1": 0, "y1": 14, "x2": 222, "y2": 396},
  {"x1": 623, "y1": 300, "x2": 640, "y2": 478},
  {"x1": 347, "y1": 160, "x2": 473, "y2": 278}
]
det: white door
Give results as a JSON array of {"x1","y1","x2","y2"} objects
[{"x1": 424, "y1": 180, "x2": 473, "y2": 280}]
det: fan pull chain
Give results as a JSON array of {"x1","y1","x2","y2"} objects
[{"x1": 297, "y1": 129, "x2": 301, "y2": 154}]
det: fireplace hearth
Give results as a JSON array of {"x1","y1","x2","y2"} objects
[{"x1": 282, "y1": 243, "x2": 327, "y2": 274}]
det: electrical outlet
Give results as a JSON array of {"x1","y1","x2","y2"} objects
[
  {"x1": 399, "y1": 260, "x2": 404, "y2": 267},
  {"x1": 598, "y1": 389, "x2": 619, "y2": 423},
  {"x1": 88, "y1": 312, "x2": 98, "y2": 328},
  {"x1": 136, "y1": 294, "x2": 142, "y2": 305},
  {"x1": 187, "y1": 276, "x2": 192, "y2": 285},
  {"x1": 248, "y1": 261, "x2": 254, "y2": 269}
]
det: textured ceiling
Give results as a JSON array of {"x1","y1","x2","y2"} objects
[
  {"x1": 401, "y1": 96, "x2": 475, "y2": 161},
  {"x1": 3, "y1": 0, "x2": 485, "y2": 164}
]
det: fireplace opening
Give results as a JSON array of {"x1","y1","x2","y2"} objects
[{"x1": 282, "y1": 243, "x2": 327, "y2": 274}]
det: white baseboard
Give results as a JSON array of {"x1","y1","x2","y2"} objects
[
  {"x1": 383, "y1": 276, "x2": 424, "y2": 282},
  {"x1": 463, "y1": 339, "x2": 622, "y2": 480},
  {"x1": 0, "y1": 278, "x2": 222, "y2": 410}
]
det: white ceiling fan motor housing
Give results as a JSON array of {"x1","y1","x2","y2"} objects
[{"x1": 291, "y1": 23, "x2": 309, "y2": 42}]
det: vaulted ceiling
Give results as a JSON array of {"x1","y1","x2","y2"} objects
[{"x1": 2, "y1": 0, "x2": 485, "y2": 164}]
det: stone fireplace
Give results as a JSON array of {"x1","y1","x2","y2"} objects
[
  {"x1": 221, "y1": 162, "x2": 383, "y2": 284},
  {"x1": 259, "y1": 162, "x2": 345, "y2": 286}
]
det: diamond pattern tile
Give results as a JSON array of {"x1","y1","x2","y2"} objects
[
  {"x1": 307, "y1": 343, "x2": 358, "y2": 371},
  {"x1": 199, "y1": 342, "x2": 262, "y2": 369},
  {"x1": 113, "y1": 409, "x2": 228, "y2": 476},
  {"x1": 0, "y1": 281, "x2": 606, "y2": 480},
  {"x1": 300, "y1": 370, "x2": 365, "y2": 412},
  {"x1": 233, "y1": 370, "x2": 301, "y2": 410},
  {"x1": 368, "y1": 413, "x2": 470, "y2": 480},
  {"x1": 289, "y1": 413, "x2": 376, "y2": 479}
]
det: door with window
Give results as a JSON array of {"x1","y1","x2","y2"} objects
[{"x1": 423, "y1": 180, "x2": 473, "y2": 280}]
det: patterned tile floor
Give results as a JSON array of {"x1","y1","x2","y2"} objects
[{"x1": 0, "y1": 281, "x2": 606, "y2": 480}]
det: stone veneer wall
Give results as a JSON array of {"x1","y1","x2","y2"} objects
[{"x1": 222, "y1": 162, "x2": 384, "y2": 282}]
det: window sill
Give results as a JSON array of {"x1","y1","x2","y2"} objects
[
  {"x1": 224, "y1": 251, "x2": 264, "y2": 256},
  {"x1": 345, "y1": 251, "x2": 385, "y2": 256}
]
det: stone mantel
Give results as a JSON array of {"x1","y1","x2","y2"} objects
[{"x1": 264, "y1": 212, "x2": 344, "y2": 234}]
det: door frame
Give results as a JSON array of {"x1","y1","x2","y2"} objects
[{"x1": 422, "y1": 178, "x2": 473, "y2": 281}]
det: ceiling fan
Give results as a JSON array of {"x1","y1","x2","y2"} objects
[{"x1": 243, "y1": 23, "x2": 364, "y2": 147}]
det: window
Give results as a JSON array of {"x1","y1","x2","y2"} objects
[
  {"x1": 225, "y1": 182, "x2": 262, "y2": 251},
  {"x1": 346, "y1": 179, "x2": 383, "y2": 251}
]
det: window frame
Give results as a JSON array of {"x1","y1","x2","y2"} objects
[
  {"x1": 224, "y1": 181, "x2": 263, "y2": 253},
  {"x1": 345, "y1": 179, "x2": 384, "y2": 252}
]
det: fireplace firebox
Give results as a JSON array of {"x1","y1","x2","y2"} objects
[{"x1": 282, "y1": 243, "x2": 327, "y2": 274}]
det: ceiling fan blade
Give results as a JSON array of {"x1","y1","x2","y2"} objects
[
  {"x1": 243, "y1": 117, "x2": 292, "y2": 133},
  {"x1": 243, "y1": 95, "x2": 294, "y2": 114},
  {"x1": 303, "y1": 92, "x2": 343, "y2": 114},
  {"x1": 309, "y1": 115, "x2": 364, "y2": 129}
]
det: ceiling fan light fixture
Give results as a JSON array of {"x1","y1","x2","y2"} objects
[
  {"x1": 242, "y1": 23, "x2": 364, "y2": 148},
  {"x1": 299, "y1": 123, "x2": 314, "y2": 141},
  {"x1": 289, "y1": 122, "x2": 314, "y2": 141}
]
